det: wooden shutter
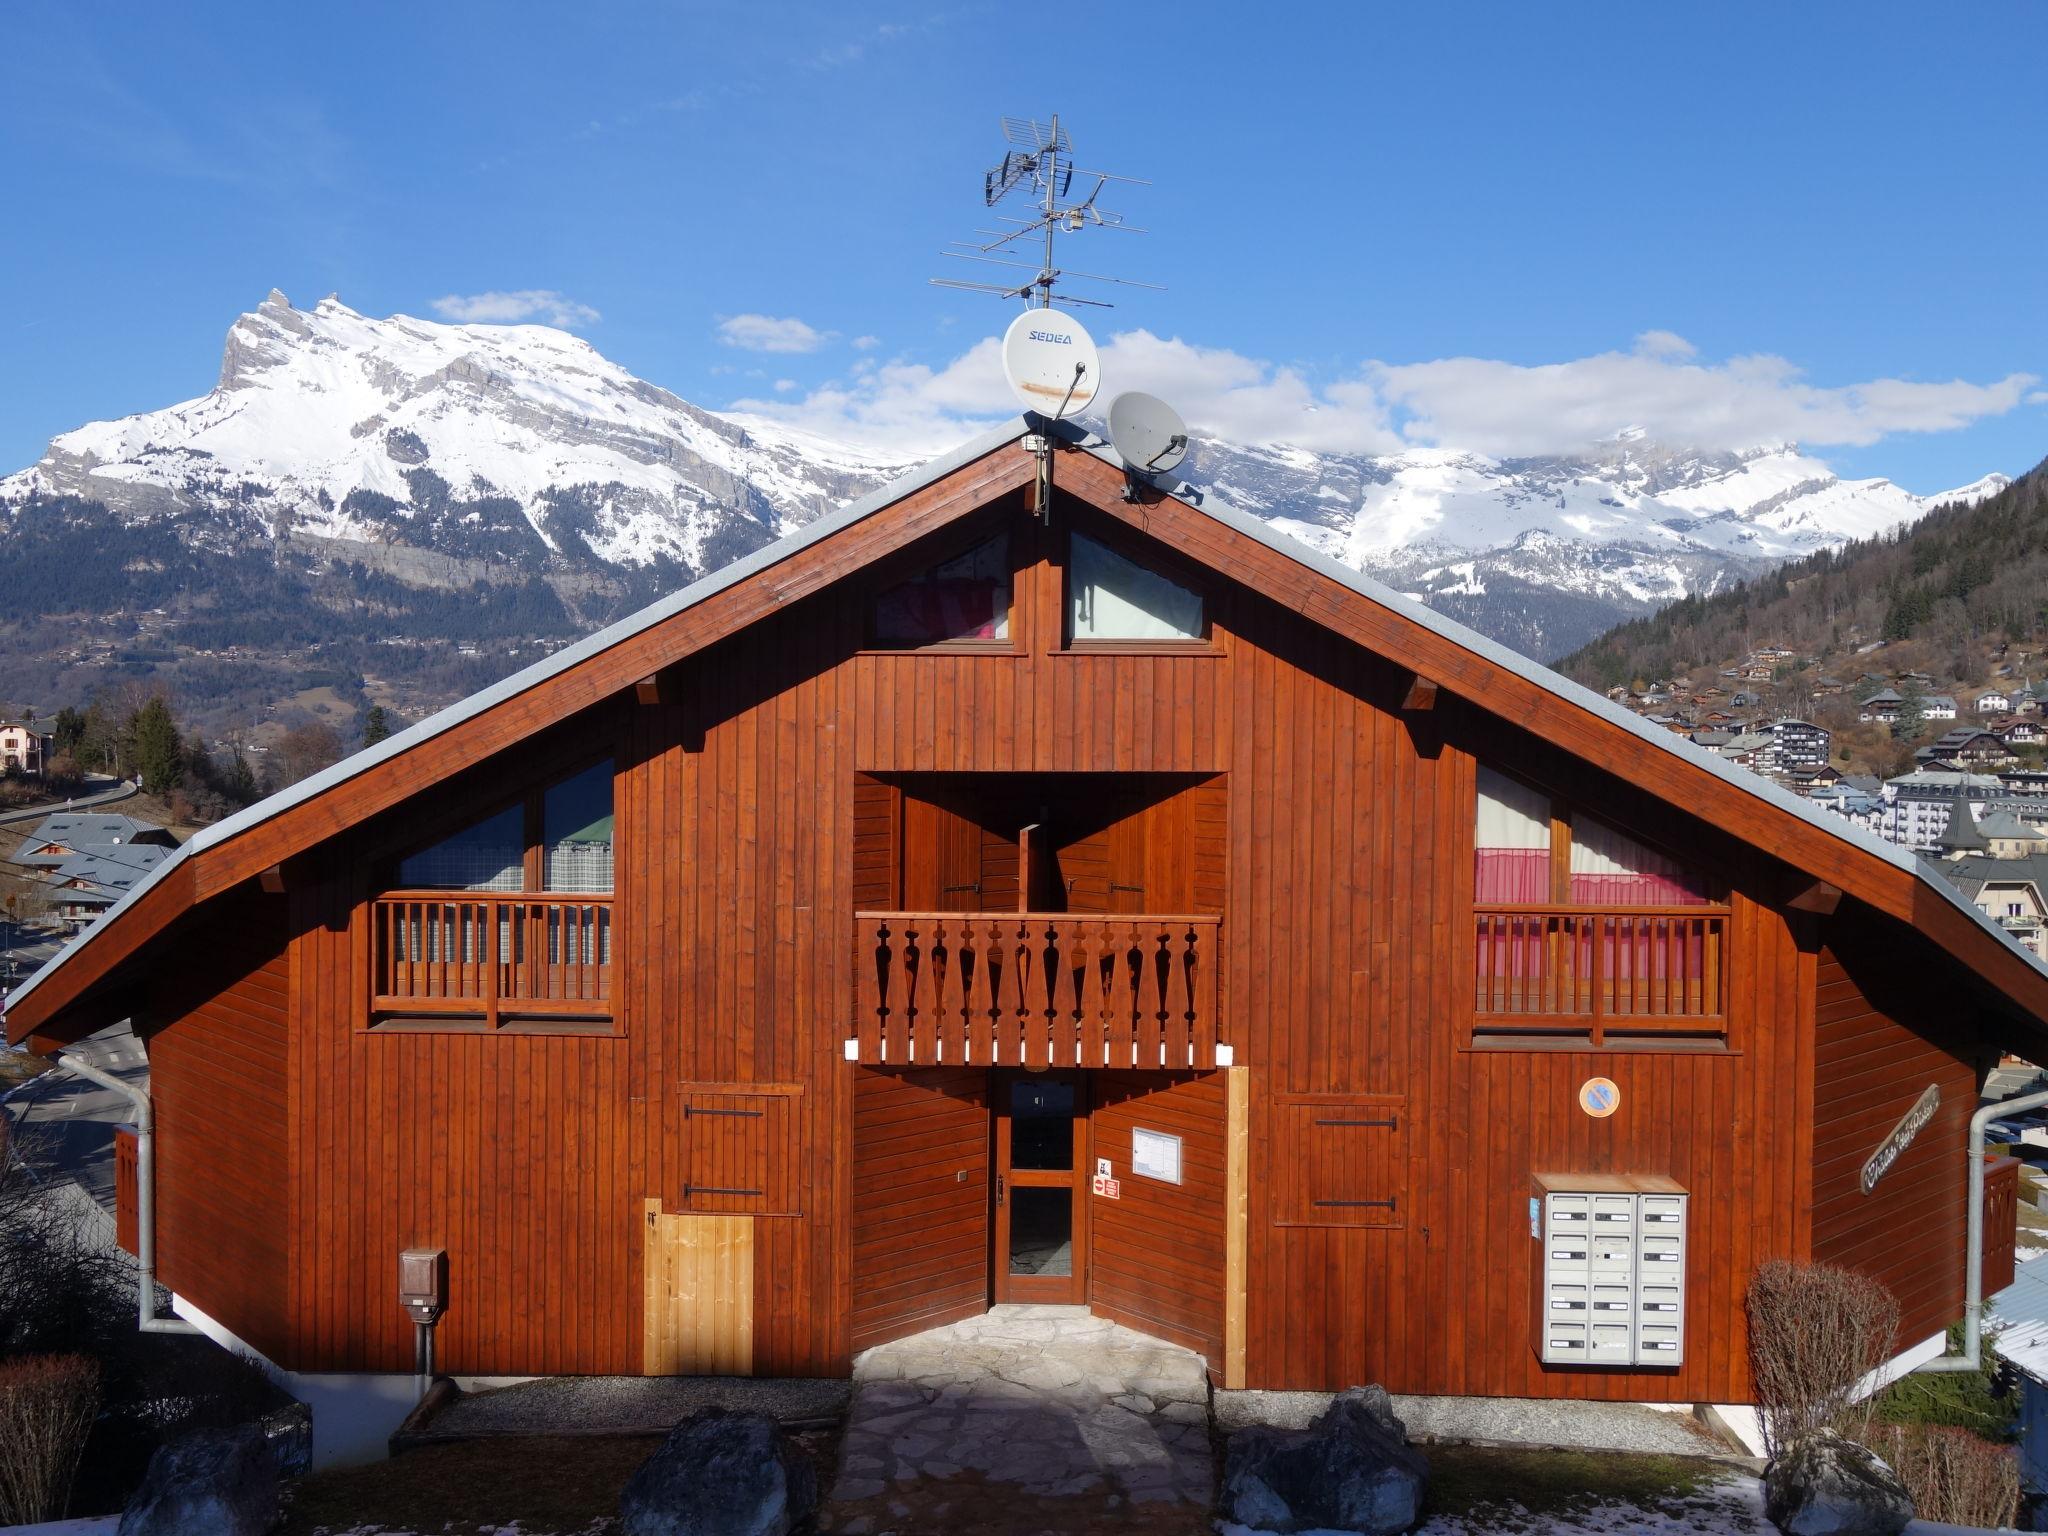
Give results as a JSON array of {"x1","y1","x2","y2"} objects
[
  {"x1": 1270, "y1": 1094, "x2": 1405, "y2": 1229},
  {"x1": 852, "y1": 775, "x2": 901, "y2": 911},
  {"x1": 677, "y1": 1084, "x2": 802, "y2": 1216}
]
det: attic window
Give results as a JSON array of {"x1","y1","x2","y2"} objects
[
  {"x1": 397, "y1": 758, "x2": 615, "y2": 894},
  {"x1": 1066, "y1": 532, "x2": 1206, "y2": 645},
  {"x1": 375, "y1": 758, "x2": 616, "y2": 1034},
  {"x1": 873, "y1": 533, "x2": 1012, "y2": 647},
  {"x1": 1472, "y1": 765, "x2": 1727, "y2": 1050}
]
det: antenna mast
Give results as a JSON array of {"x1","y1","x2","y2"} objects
[{"x1": 930, "y1": 114, "x2": 1159, "y2": 313}]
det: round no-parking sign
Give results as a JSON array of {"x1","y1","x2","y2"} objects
[{"x1": 1578, "y1": 1077, "x2": 1621, "y2": 1118}]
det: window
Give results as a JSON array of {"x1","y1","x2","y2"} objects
[
  {"x1": 873, "y1": 534, "x2": 1012, "y2": 647},
  {"x1": 1067, "y1": 532, "x2": 1205, "y2": 644},
  {"x1": 1472, "y1": 765, "x2": 1726, "y2": 1048},
  {"x1": 374, "y1": 758, "x2": 615, "y2": 1033},
  {"x1": 1473, "y1": 766, "x2": 1714, "y2": 906},
  {"x1": 399, "y1": 758, "x2": 615, "y2": 893}
]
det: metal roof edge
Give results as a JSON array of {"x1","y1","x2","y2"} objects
[{"x1": 4, "y1": 419, "x2": 1034, "y2": 1024}]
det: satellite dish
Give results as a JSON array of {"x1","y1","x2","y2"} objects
[
  {"x1": 1002, "y1": 309, "x2": 1100, "y2": 419},
  {"x1": 1106, "y1": 391, "x2": 1189, "y2": 477}
]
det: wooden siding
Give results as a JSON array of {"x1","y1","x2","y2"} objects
[
  {"x1": 1810, "y1": 932, "x2": 1984, "y2": 1344},
  {"x1": 849, "y1": 1067, "x2": 990, "y2": 1353},
  {"x1": 1088, "y1": 1070, "x2": 1228, "y2": 1365},
  {"x1": 287, "y1": 857, "x2": 635, "y2": 1375},
  {"x1": 145, "y1": 890, "x2": 291, "y2": 1361},
  {"x1": 118, "y1": 464, "x2": 2010, "y2": 1401}
]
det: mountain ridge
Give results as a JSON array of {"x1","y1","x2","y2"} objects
[{"x1": 0, "y1": 292, "x2": 2012, "y2": 732}]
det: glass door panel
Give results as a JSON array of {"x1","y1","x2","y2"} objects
[{"x1": 993, "y1": 1073, "x2": 1086, "y2": 1303}]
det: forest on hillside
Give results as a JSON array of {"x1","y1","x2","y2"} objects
[{"x1": 1559, "y1": 457, "x2": 2048, "y2": 699}]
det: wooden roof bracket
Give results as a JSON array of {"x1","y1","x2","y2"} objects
[
  {"x1": 634, "y1": 669, "x2": 684, "y2": 707},
  {"x1": 1399, "y1": 672, "x2": 1444, "y2": 760},
  {"x1": 1785, "y1": 878, "x2": 1844, "y2": 917}
]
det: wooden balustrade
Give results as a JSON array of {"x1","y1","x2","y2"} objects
[
  {"x1": 372, "y1": 891, "x2": 613, "y2": 1027},
  {"x1": 854, "y1": 912, "x2": 1222, "y2": 1070},
  {"x1": 1473, "y1": 904, "x2": 1728, "y2": 1039}
]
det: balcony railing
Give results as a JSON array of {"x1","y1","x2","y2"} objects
[
  {"x1": 854, "y1": 912, "x2": 1222, "y2": 1070},
  {"x1": 1473, "y1": 904, "x2": 1727, "y2": 1038},
  {"x1": 372, "y1": 891, "x2": 613, "y2": 1027}
]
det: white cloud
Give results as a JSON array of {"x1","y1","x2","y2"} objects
[
  {"x1": 1374, "y1": 350, "x2": 2035, "y2": 457},
  {"x1": 724, "y1": 327, "x2": 2035, "y2": 463},
  {"x1": 430, "y1": 289, "x2": 600, "y2": 327},
  {"x1": 716, "y1": 313, "x2": 835, "y2": 354},
  {"x1": 851, "y1": 334, "x2": 880, "y2": 351},
  {"x1": 773, "y1": 378, "x2": 798, "y2": 393},
  {"x1": 1634, "y1": 329, "x2": 1697, "y2": 360}
]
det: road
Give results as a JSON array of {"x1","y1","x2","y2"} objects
[{"x1": 0, "y1": 776, "x2": 138, "y2": 828}]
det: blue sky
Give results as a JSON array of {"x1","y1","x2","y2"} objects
[{"x1": 4, "y1": 1, "x2": 2044, "y2": 489}]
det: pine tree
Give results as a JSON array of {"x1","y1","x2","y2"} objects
[
  {"x1": 130, "y1": 696, "x2": 183, "y2": 795},
  {"x1": 1894, "y1": 680, "x2": 1928, "y2": 744},
  {"x1": 362, "y1": 705, "x2": 390, "y2": 748}
]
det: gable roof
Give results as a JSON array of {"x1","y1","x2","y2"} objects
[
  {"x1": 11, "y1": 417, "x2": 2048, "y2": 1044},
  {"x1": 13, "y1": 814, "x2": 171, "y2": 865}
]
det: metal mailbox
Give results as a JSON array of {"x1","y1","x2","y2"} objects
[{"x1": 1534, "y1": 1175, "x2": 1687, "y2": 1368}]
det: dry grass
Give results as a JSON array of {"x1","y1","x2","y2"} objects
[
  {"x1": 1869, "y1": 1422, "x2": 2021, "y2": 1529},
  {"x1": 279, "y1": 1434, "x2": 663, "y2": 1535}
]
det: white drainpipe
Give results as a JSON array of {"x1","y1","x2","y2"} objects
[
  {"x1": 1913, "y1": 1085, "x2": 2048, "y2": 1374},
  {"x1": 52, "y1": 1051, "x2": 200, "y2": 1336}
]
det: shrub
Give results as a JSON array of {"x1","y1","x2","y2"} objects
[
  {"x1": 1870, "y1": 1422, "x2": 2020, "y2": 1529},
  {"x1": 0, "y1": 1354, "x2": 101, "y2": 1524},
  {"x1": 1746, "y1": 1259, "x2": 1900, "y2": 1458}
]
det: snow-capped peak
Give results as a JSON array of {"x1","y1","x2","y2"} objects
[{"x1": 0, "y1": 291, "x2": 2014, "y2": 662}]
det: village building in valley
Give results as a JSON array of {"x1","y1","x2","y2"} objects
[{"x1": 9, "y1": 420, "x2": 2048, "y2": 1465}]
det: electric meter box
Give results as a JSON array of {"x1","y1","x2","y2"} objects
[{"x1": 1533, "y1": 1174, "x2": 1686, "y2": 1369}]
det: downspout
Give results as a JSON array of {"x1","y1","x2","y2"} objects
[
  {"x1": 51, "y1": 1051, "x2": 201, "y2": 1336},
  {"x1": 1913, "y1": 1085, "x2": 2048, "y2": 1374}
]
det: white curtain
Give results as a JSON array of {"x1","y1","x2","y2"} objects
[
  {"x1": 1568, "y1": 813, "x2": 1710, "y2": 905},
  {"x1": 1069, "y1": 533, "x2": 1204, "y2": 641},
  {"x1": 1474, "y1": 766, "x2": 1551, "y2": 902}
]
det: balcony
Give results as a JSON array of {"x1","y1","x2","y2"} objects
[
  {"x1": 371, "y1": 891, "x2": 613, "y2": 1028},
  {"x1": 854, "y1": 912, "x2": 1222, "y2": 1069},
  {"x1": 1473, "y1": 904, "x2": 1728, "y2": 1041}
]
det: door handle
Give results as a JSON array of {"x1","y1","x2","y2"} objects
[{"x1": 995, "y1": 1174, "x2": 1006, "y2": 1207}]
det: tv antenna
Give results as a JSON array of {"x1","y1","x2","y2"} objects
[
  {"x1": 930, "y1": 114, "x2": 1160, "y2": 314},
  {"x1": 931, "y1": 115, "x2": 1164, "y2": 521}
]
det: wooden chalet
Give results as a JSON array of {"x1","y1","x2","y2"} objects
[{"x1": 10, "y1": 420, "x2": 2048, "y2": 1431}]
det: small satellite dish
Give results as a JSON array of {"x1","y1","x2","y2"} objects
[
  {"x1": 1106, "y1": 391, "x2": 1190, "y2": 477},
  {"x1": 1002, "y1": 309, "x2": 1100, "y2": 419}
]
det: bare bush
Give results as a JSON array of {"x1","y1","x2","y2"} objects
[
  {"x1": 1870, "y1": 1423, "x2": 2020, "y2": 1529},
  {"x1": 0, "y1": 1354, "x2": 101, "y2": 1524},
  {"x1": 1746, "y1": 1259, "x2": 1900, "y2": 1458}
]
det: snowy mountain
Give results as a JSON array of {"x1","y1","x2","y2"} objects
[
  {"x1": 0, "y1": 292, "x2": 2009, "y2": 676},
  {"x1": 1174, "y1": 435, "x2": 2007, "y2": 656},
  {"x1": 2, "y1": 289, "x2": 912, "y2": 578}
]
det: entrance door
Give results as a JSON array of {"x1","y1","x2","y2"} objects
[{"x1": 993, "y1": 1073, "x2": 1087, "y2": 1303}]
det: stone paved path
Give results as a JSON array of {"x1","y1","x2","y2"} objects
[{"x1": 820, "y1": 1305, "x2": 1214, "y2": 1535}]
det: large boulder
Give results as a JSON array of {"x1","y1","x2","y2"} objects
[
  {"x1": 1764, "y1": 1430, "x2": 1914, "y2": 1536},
  {"x1": 1222, "y1": 1385, "x2": 1428, "y2": 1535},
  {"x1": 619, "y1": 1407, "x2": 819, "y2": 1536},
  {"x1": 118, "y1": 1423, "x2": 280, "y2": 1536}
]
